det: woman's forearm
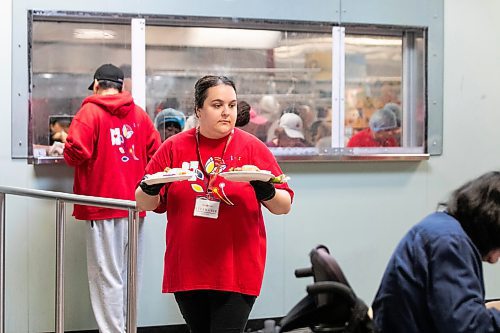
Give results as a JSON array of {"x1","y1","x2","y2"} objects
[
  {"x1": 135, "y1": 187, "x2": 161, "y2": 211},
  {"x1": 262, "y1": 189, "x2": 291, "y2": 215}
]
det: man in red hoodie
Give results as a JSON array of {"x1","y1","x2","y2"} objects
[{"x1": 64, "y1": 64, "x2": 161, "y2": 333}]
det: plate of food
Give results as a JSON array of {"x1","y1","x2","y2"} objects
[
  {"x1": 219, "y1": 165, "x2": 289, "y2": 183},
  {"x1": 219, "y1": 170, "x2": 274, "y2": 182},
  {"x1": 143, "y1": 168, "x2": 194, "y2": 185}
]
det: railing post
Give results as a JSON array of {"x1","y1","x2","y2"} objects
[
  {"x1": 0, "y1": 186, "x2": 137, "y2": 332},
  {"x1": 0, "y1": 193, "x2": 5, "y2": 333},
  {"x1": 126, "y1": 208, "x2": 139, "y2": 333},
  {"x1": 55, "y1": 200, "x2": 66, "y2": 333}
]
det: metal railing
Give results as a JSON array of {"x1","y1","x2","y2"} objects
[{"x1": 0, "y1": 185, "x2": 140, "y2": 333}]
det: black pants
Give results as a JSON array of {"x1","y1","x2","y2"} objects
[{"x1": 174, "y1": 290, "x2": 256, "y2": 333}]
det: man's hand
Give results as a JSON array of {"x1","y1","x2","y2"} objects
[{"x1": 250, "y1": 180, "x2": 276, "y2": 202}]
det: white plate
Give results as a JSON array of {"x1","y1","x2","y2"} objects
[
  {"x1": 143, "y1": 171, "x2": 193, "y2": 185},
  {"x1": 219, "y1": 170, "x2": 275, "y2": 182}
]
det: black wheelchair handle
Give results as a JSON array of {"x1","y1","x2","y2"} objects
[
  {"x1": 306, "y1": 281, "x2": 356, "y2": 306},
  {"x1": 294, "y1": 267, "x2": 313, "y2": 278}
]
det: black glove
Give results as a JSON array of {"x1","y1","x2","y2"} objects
[
  {"x1": 250, "y1": 180, "x2": 276, "y2": 202},
  {"x1": 139, "y1": 176, "x2": 166, "y2": 196}
]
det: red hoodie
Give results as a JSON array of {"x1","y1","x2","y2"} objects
[{"x1": 64, "y1": 91, "x2": 161, "y2": 220}]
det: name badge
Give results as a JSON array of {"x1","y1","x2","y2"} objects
[{"x1": 194, "y1": 196, "x2": 220, "y2": 219}]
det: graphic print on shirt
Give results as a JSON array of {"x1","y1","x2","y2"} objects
[
  {"x1": 185, "y1": 157, "x2": 234, "y2": 206},
  {"x1": 110, "y1": 124, "x2": 139, "y2": 163}
]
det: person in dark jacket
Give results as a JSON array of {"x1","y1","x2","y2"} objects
[{"x1": 372, "y1": 171, "x2": 500, "y2": 333}]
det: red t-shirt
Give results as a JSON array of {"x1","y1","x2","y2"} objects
[
  {"x1": 346, "y1": 128, "x2": 398, "y2": 147},
  {"x1": 144, "y1": 128, "x2": 294, "y2": 296}
]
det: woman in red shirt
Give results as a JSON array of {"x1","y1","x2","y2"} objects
[{"x1": 136, "y1": 75, "x2": 294, "y2": 333}]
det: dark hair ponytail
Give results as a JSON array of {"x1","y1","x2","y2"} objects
[{"x1": 443, "y1": 171, "x2": 500, "y2": 256}]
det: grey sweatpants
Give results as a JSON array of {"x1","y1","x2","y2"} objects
[{"x1": 86, "y1": 217, "x2": 145, "y2": 333}]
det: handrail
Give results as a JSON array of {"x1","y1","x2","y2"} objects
[{"x1": 0, "y1": 185, "x2": 140, "y2": 333}]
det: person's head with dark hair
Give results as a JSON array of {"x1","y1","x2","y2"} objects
[
  {"x1": 236, "y1": 100, "x2": 251, "y2": 127},
  {"x1": 194, "y1": 75, "x2": 236, "y2": 113},
  {"x1": 443, "y1": 171, "x2": 500, "y2": 259},
  {"x1": 193, "y1": 75, "x2": 237, "y2": 139},
  {"x1": 88, "y1": 64, "x2": 124, "y2": 93}
]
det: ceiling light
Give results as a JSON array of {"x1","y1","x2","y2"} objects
[
  {"x1": 146, "y1": 26, "x2": 281, "y2": 49},
  {"x1": 73, "y1": 28, "x2": 116, "y2": 40}
]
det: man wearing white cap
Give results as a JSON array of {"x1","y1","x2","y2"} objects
[{"x1": 267, "y1": 113, "x2": 310, "y2": 147}]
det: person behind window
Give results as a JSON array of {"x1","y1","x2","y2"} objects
[
  {"x1": 372, "y1": 171, "x2": 500, "y2": 333},
  {"x1": 154, "y1": 108, "x2": 186, "y2": 141},
  {"x1": 47, "y1": 116, "x2": 72, "y2": 157},
  {"x1": 257, "y1": 95, "x2": 279, "y2": 142},
  {"x1": 135, "y1": 75, "x2": 294, "y2": 333},
  {"x1": 346, "y1": 108, "x2": 398, "y2": 147},
  {"x1": 297, "y1": 104, "x2": 316, "y2": 143},
  {"x1": 240, "y1": 107, "x2": 269, "y2": 142},
  {"x1": 63, "y1": 63, "x2": 161, "y2": 333},
  {"x1": 267, "y1": 112, "x2": 311, "y2": 148},
  {"x1": 383, "y1": 102, "x2": 402, "y2": 145},
  {"x1": 49, "y1": 117, "x2": 70, "y2": 144},
  {"x1": 314, "y1": 113, "x2": 333, "y2": 150},
  {"x1": 266, "y1": 105, "x2": 297, "y2": 143}
]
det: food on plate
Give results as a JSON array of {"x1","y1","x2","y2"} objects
[
  {"x1": 229, "y1": 165, "x2": 264, "y2": 172},
  {"x1": 163, "y1": 167, "x2": 190, "y2": 176},
  {"x1": 143, "y1": 167, "x2": 193, "y2": 185},
  {"x1": 270, "y1": 174, "x2": 290, "y2": 184}
]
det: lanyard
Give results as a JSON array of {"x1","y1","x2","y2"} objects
[{"x1": 195, "y1": 127, "x2": 233, "y2": 193}]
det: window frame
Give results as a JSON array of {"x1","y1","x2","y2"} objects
[{"x1": 24, "y1": 10, "x2": 429, "y2": 164}]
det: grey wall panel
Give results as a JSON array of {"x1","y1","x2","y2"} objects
[{"x1": 341, "y1": 0, "x2": 433, "y2": 26}]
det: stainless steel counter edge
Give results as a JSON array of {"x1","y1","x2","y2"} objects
[{"x1": 30, "y1": 154, "x2": 429, "y2": 165}]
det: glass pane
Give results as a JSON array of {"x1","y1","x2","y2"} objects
[
  {"x1": 145, "y1": 26, "x2": 332, "y2": 150},
  {"x1": 31, "y1": 21, "x2": 131, "y2": 157},
  {"x1": 344, "y1": 35, "x2": 403, "y2": 148}
]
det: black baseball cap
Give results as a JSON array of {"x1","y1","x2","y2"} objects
[{"x1": 88, "y1": 64, "x2": 124, "y2": 90}]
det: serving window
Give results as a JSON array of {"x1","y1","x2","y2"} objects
[{"x1": 27, "y1": 12, "x2": 428, "y2": 163}]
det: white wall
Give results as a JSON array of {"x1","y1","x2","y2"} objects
[{"x1": 2, "y1": 0, "x2": 500, "y2": 332}]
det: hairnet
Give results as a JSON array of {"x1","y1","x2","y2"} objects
[
  {"x1": 383, "y1": 103, "x2": 401, "y2": 126},
  {"x1": 154, "y1": 108, "x2": 186, "y2": 130},
  {"x1": 369, "y1": 108, "x2": 397, "y2": 132}
]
